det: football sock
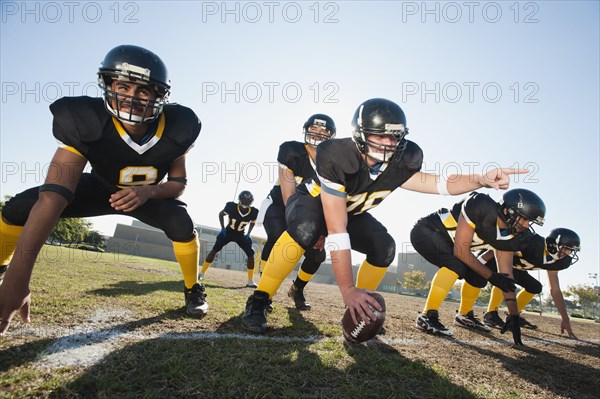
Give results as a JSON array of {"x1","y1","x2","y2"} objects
[
  {"x1": 0, "y1": 216, "x2": 23, "y2": 265},
  {"x1": 423, "y1": 267, "x2": 459, "y2": 313},
  {"x1": 257, "y1": 231, "x2": 304, "y2": 298},
  {"x1": 173, "y1": 238, "x2": 200, "y2": 289},
  {"x1": 517, "y1": 290, "x2": 536, "y2": 312},
  {"x1": 356, "y1": 259, "x2": 387, "y2": 290},
  {"x1": 487, "y1": 286, "x2": 504, "y2": 312},
  {"x1": 200, "y1": 261, "x2": 212, "y2": 275},
  {"x1": 247, "y1": 268, "x2": 254, "y2": 281},
  {"x1": 294, "y1": 268, "x2": 313, "y2": 290},
  {"x1": 458, "y1": 281, "x2": 481, "y2": 315}
]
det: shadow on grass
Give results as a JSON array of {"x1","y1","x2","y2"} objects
[
  {"x1": 51, "y1": 308, "x2": 478, "y2": 399},
  {"x1": 456, "y1": 339, "x2": 600, "y2": 398},
  {"x1": 89, "y1": 280, "x2": 183, "y2": 297}
]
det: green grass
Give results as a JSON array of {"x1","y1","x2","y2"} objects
[{"x1": 5, "y1": 245, "x2": 597, "y2": 398}]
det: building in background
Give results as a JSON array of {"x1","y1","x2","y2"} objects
[{"x1": 106, "y1": 221, "x2": 440, "y2": 294}]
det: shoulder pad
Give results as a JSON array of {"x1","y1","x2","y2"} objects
[
  {"x1": 397, "y1": 140, "x2": 424, "y2": 170},
  {"x1": 162, "y1": 104, "x2": 201, "y2": 148},
  {"x1": 317, "y1": 138, "x2": 361, "y2": 175},
  {"x1": 277, "y1": 141, "x2": 307, "y2": 165},
  {"x1": 50, "y1": 97, "x2": 105, "y2": 151}
]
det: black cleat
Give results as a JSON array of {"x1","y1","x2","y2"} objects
[
  {"x1": 483, "y1": 311, "x2": 506, "y2": 329},
  {"x1": 416, "y1": 310, "x2": 453, "y2": 336},
  {"x1": 288, "y1": 284, "x2": 311, "y2": 310},
  {"x1": 184, "y1": 283, "x2": 209, "y2": 318},
  {"x1": 519, "y1": 315, "x2": 538, "y2": 330},
  {"x1": 454, "y1": 310, "x2": 492, "y2": 332},
  {"x1": 242, "y1": 290, "x2": 270, "y2": 333}
]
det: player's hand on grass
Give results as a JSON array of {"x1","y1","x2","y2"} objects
[
  {"x1": 0, "y1": 277, "x2": 31, "y2": 336},
  {"x1": 500, "y1": 314, "x2": 524, "y2": 346}
]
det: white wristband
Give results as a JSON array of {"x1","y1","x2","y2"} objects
[
  {"x1": 326, "y1": 233, "x2": 351, "y2": 251},
  {"x1": 436, "y1": 176, "x2": 450, "y2": 196}
]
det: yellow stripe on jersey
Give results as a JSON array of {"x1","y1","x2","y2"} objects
[
  {"x1": 112, "y1": 113, "x2": 165, "y2": 138},
  {"x1": 60, "y1": 145, "x2": 86, "y2": 159},
  {"x1": 306, "y1": 181, "x2": 321, "y2": 197},
  {"x1": 438, "y1": 210, "x2": 458, "y2": 230}
]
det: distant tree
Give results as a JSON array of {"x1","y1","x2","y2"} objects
[
  {"x1": 83, "y1": 230, "x2": 105, "y2": 247},
  {"x1": 403, "y1": 270, "x2": 430, "y2": 291},
  {"x1": 48, "y1": 218, "x2": 94, "y2": 246},
  {"x1": 475, "y1": 284, "x2": 493, "y2": 305},
  {"x1": 565, "y1": 285, "x2": 600, "y2": 318}
]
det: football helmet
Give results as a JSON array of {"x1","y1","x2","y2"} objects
[
  {"x1": 238, "y1": 190, "x2": 254, "y2": 208},
  {"x1": 546, "y1": 228, "x2": 581, "y2": 263},
  {"x1": 303, "y1": 114, "x2": 336, "y2": 146},
  {"x1": 98, "y1": 45, "x2": 171, "y2": 125},
  {"x1": 498, "y1": 189, "x2": 546, "y2": 235},
  {"x1": 351, "y1": 98, "x2": 409, "y2": 166}
]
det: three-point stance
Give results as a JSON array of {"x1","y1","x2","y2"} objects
[
  {"x1": 0, "y1": 45, "x2": 207, "y2": 335},
  {"x1": 411, "y1": 189, "x2": 546, "y2": 345},
  {"x1": 242, "y1": 98, "x2": 526, "y2": 335},
  {"x1": 200, "y1": 191, "x2": 259, "y2": 287}
]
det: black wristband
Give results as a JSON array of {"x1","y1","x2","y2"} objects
[
  {"x1": 39, "y1": 184, "x2": 74, "y2": 204},
  {"x1": 168, "y1": 177, "x2": 187, "y2": 185},
  {"x1": 505, "y1": 298, "x2": 517, "y2": 302}
]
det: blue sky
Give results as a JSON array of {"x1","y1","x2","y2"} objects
[{"x1": 1, "y1": 1, "x2": 598, "y2": 292}]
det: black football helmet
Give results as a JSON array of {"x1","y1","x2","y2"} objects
[
  {"x1": 98, "y1": 45, "x2": 171, "y2": 125},
  {"x1": 238, "y1": 190, "x2": 254, "y2": 208},
  {"x1": 498, "y1": 189, "x2": 546, "y2": 235},
  {"x1": 546, "y1": 228, "x2": 581, "y2": 263},
  {"x1": 351, "y1": 98, "x2": 409, "y2": 167},
  {"x1": 303, "y1": 114, "x2": 336, "y2": 146}
]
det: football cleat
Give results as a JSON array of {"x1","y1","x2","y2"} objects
[
  {"x1": 184, "y1": 283, "x2": 209, "y2": 318},
  {"x1": 454, "y1": 311, "x2": 492, "y2": 332},
  {"x1": 242, "y1": 290, "x2": 270, "y2": 333},
  {"x1": 198, "y1": 272, "x2": 204, "y2": 281},
  {"x1": 245, "y1": 280, "x2": 258, "y2": 288},
  {"x1": 416, "y1": 310, "x2": 453, "y2": 336},
  {"x1": 519, "y1": 315, "x2": 538, "y2": 330},
  {"x1": 483, "y1": 311, "x2": 506, "y2": 329},
  {"x1": 288, "y1": 284, "x2": 311, "y2": 310}
]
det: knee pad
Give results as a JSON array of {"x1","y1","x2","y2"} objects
[{"x1": 367, "y1": 232, "x2": 396, "y2": 266}]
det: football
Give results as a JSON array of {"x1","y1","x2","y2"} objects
[{"x1": 341, "y1": 292, "x2": 386, "y2": 343}]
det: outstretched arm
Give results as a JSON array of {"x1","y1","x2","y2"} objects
[
  {"x1": 0, "y1": 148, "x2": 86, "y2": 335},
  {"x1": 401, "y1": 168, "x2": 529, "y2": 194}
]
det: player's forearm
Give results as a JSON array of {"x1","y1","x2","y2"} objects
[
  {"x1": 446, "y1": 174, "x2": 485, "y2": 195},
  {"x1": 551, "y1": 289, "x2": 570, "y2": 322},
  {"x1": 8, "y1": 193, "x2": 67, "y2": 280},
  {"x1": 146, "y1": 181, "x2": 185, "y2": 199},
  {"x1": 454, "y1": 246, "x2": 492, "y2": 279},
  {"x1": 330, "y1": 250, "x2": 354, "y2": 294}
]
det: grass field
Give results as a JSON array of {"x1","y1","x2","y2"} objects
[{"x1": 1, "y1": 246, "x2": 599, "y2": 398}]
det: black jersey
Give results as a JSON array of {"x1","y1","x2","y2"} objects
[
  {"x1": 513, "y1": 234, "x2": 573, "y2": 271},
  {"x1": 268, "y1": 141, "x2": 316, "y2": 206},
  {"x1": 50, "y1": 96, "x2": 201, "y2": 191},
  {"x1": 223, "y1": 202, "x2": 259, "y2": 234},
  {"x1": 425, "y1": 192, "x2": 526, "y2": 252},
  {"x1": 299, "y1": 138, "x2": 423, "y2": 216}
]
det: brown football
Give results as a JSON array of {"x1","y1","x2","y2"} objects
[{"x1": 341, "y1": 292, "x2": 386, "y2": 343}]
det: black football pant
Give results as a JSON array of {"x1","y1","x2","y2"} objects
[
  {"x1": 261, "y1": 201, "x2": 325, "y2": 274},
  {"x1": 285, "y1": 192, "x2": 396, "y2": 267},
  {"x1": 2, "y1": 173, "x2": 196, "y2": 242},
  {"x1": 410, "y1": 219, "x2": 490, "y2": 288}
]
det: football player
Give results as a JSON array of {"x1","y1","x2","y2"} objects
[
  {"x1": 257, "y1": 114, "x2": 336, "y2": 310},
  {"x1": 460, "y1": 228, "x2": 581, "y2": 338},
  {"x1": 199, "y1": 191, "x2": 259, "y2": 287},
  {"x1": 0, "y1": 45, "x2": 207, "y2": 335},
  {"x1": 242, "y1": 97, "x2": 527, "y2": 334},
  {"x1": 411, "y1": 189, "x2": 546, "y2": 345}
]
